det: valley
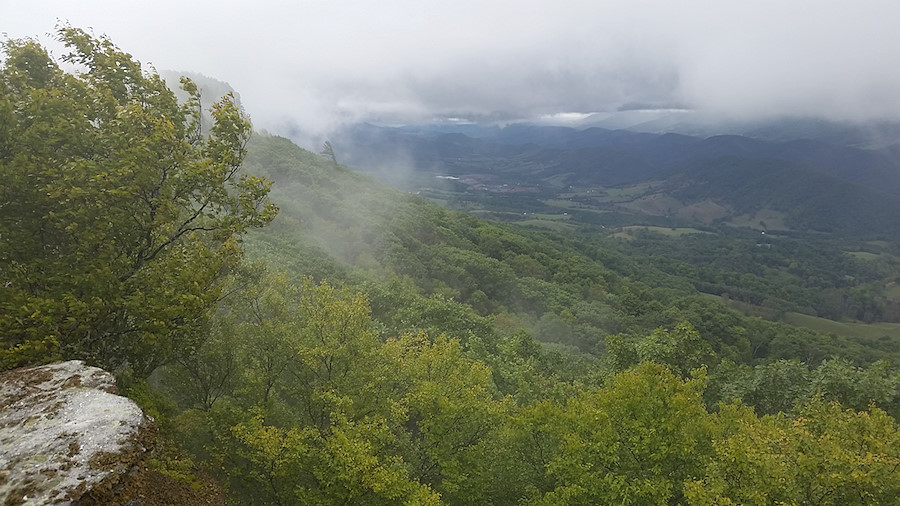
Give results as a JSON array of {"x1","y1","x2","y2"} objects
[{"x1": 330, "y1": 123, "x2": 900, "y2": 343}]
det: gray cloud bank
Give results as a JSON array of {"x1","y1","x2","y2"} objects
[{"x1": 5, "y1": 0, "x2": 900, "y2": 138}]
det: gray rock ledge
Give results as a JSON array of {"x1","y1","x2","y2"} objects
[{"x1": 0, "y1": 360, "x2": 154, "y2": 505}]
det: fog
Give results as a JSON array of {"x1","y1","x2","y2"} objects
[{"x1": 5, "y1": 0, "x2": 900, "y2": 140}]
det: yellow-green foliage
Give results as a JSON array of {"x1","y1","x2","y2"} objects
[
  {"x1": 149, "y1": 273, "x2": 900, "y2": 505},
  {"x1": 687, "y1": 398, "x2": 900, "y2": 505},
  {"x1": 528, "y1": 363, "x2": 715, "y2": 505}
]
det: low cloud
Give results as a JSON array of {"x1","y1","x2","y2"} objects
[{"x1": 5, "y1": 0, "x2": 900, "y2": 141}]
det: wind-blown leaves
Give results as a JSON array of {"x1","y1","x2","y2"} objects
[{"x1": 0, "y1": 27, "x2": 276, "y2": 374}]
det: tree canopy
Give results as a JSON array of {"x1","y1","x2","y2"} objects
[{"x1": 0, "y1": 26, "x2": 277, "y2": 375}]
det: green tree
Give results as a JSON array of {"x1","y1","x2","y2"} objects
[
  {"x1": 163, "y1": 264, "x2": 295, "y2": 410},
  {"x1": 605, "y1": 321, "x2": 716, "y2": 378},
  {"x1": 383, "y1": 333, "x2": 515, "y2": 504},
  {"x1": 636, "y1": 321, "x2": 717, "y2": 377},
  {"x1": 531, "y1": 363, "x2": 715, "y2": 505},
  {"x1": 0, "y1": 27, "x2": 276, "y2": 375},
  {"x1": 282, "y1": 278, "x2": 387, "y2": 430},
  {"x1": 227, "y1": 407, "x2": 442, "y2": 506},
  {"x1": 320, "y1": 140, "x2": 338, "y2": 165},
  {"x1": 687, "y1": 398, "x2": 900, "y2": 505}
]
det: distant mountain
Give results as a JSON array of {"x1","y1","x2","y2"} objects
[
  {"x1": 331, "y1": 123, "x2": 900, "y2": 237},
  {"x1": 575, "y1": 112, "x2": 900, "y2": 149},
  {"x1": 663, "y1": 157, "x2": 900, "y2": 235},
  {"x1": 160, "y1": 70, "x2": 242, "y2": 109},
  {"x1": 333, "y1": 123, "x2": 900, "y2": 194}
]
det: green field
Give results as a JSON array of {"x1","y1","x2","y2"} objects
[
  {"x1": 618, "y1": 193, "x2": 683, "y2": 216},
  {"x1": 847, "y1": 251, "x2": 881, "y2": 261},
  {"x1": 674, "y1": 200, "x2": 731, "y2": 224},
  {"x1": 603, "y1": 183, "x2": 655, "y2": 199},
  {"x1": 728, "y1": 208, "x2": 790, "y2": 231},
  {"x1": 526, "y1": 212, "x2": 572, "y2": 221},
  {"x1": 700, "y1": 293, "x2": 781, "y2": 320},
  {"x1": 542, "y1": 198, "x2": 584, "y2": 209},
  {"x1": 615, "y1": 226, "x2": 712, "y2": 238},
  {"x1": 544, "y1": 173, "x2": 574, "y2": 187},
  {"x1": 783, "y1": 312, "x2": 900, "y2": 340},
  {"x1": 517, "y1": 219, "x2": 578, "y2": 232},
  {"x1": 701, "y1": 293, "x2": 900, "y2": 341}
]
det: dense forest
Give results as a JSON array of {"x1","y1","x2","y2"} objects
[{"x1": 4, "y1": 29, "x2": 900, "y2": 505}]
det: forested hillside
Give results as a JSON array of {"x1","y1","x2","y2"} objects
[
  {"x1": 5, "y1": 30, "x2": 900, "y2": 505},
  {"x1": 245, "y1": 134, "x2": 900, "y2": 362},
  {"x1": 191, "y1": 132, "x2": 900, "y2": 503}
]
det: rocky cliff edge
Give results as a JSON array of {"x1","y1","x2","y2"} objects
[{"x1": 0, "y1": 360, "x2": 154, "y2": 505}]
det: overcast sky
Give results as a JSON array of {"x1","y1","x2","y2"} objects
[{"x1": 4, "y1": 0, "x2": 900, "y2": 137}]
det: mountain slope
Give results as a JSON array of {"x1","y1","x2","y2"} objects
[
  {"x1": 662, "y1": 156, "x2": 900, "y2": 235},
  {"x1": 241, "y1": 133, "x2": 900, "y2": 366}
]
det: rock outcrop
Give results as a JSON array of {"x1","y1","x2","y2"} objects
[{"x1": 0, "y1": 361, "x2": 154, "y2": 505}]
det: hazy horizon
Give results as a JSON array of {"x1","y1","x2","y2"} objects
[{"x1": 5, "y1": 0, "x2": 900, "y2": 139}]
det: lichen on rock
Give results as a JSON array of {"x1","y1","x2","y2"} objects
[{"x1": 0, "y1": 360, "x2": 155, "y2": 505}]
